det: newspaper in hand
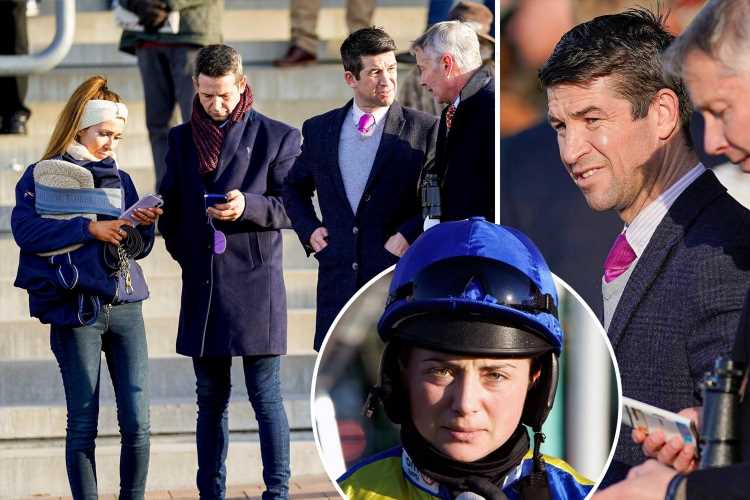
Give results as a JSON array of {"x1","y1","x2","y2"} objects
[{"x1": 113, "y1": 2, "x2": 180, "y2": 34}]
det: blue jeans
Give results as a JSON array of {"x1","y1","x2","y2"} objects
[
  {"x1": 193, "y1": 355, "x2": 290, "y2": 500},
  {"x1": 50, "y1": 301, "x2": 150, "y2": 500}
]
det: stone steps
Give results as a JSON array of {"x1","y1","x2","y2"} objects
[
  {"x1": 0, "y1": 234, "x2": 315, "y2": 280},
  {"x1": 0, "y1": 354, "x2": 315, "y2": 407},
  {"x1": 0, "y1": 433, "x2": 322, "y2": 498},
  {"x1": 0, "y1": 0, "x2": 429, "y2": 496},
  {"x1": 23, "y1": 64, "x2": 359, "y2": 103},
  {"x1": 10, "y1": 64, "x2": 359, "y2": 178},
  {"x1": 7, "y1": 99, "x2": 346, "y2": 138},
  {"x1": 0, "y1": 154, "x2": 294, "y2": 202},
  {"x1": 0, "y1": 309, "x2": 316, "y2": 361},
  {"x1": 0, "y1": 232, "x2": 319, "y2": 356},
  {"x1": 0, "y1": 398, "x2": 311, "y2": 441},
  {"x1": 0, "y1": 350, "x2": 320, "y2": 497},
  {"x1": 0, "y1": 133, "x2": 153, "y2": 174},
  {"x1": 41, "y1": 0, "x2": 421, "y2": 11},
  {"x1": 0, "y1": 268, "x2": 318, "y2": 322},
  {"x1": 0, "y1": 63, "x2": 384, "y2": 175},
  {"x1": 0, "y1": 61, "x2": 414, "y2": 176},
  {"x1": 29, "y1": 4, "x2": 426, "y2": 66}
]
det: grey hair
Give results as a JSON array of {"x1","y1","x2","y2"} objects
[
  {"x1": 664, "y1": 0, "x2": 750, "y2": 78},
  {"x1": 411, "y1": 21, "x2": 482, "y2": 72}
]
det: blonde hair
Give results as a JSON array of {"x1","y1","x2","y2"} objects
[{"x1": 42, "y1": 75, "x2": 122, "y2": 160}]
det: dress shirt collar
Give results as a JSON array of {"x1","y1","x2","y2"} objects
[
  {"x1": 624, "y1": 163, "x2": 706, "y2": 257},
  {"x1": 351, "y1": 100, "x2": 389, "y2": 129}
]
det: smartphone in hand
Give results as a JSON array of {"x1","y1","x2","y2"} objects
[
  {"x1": 121, "y1": 193, "x2": 164, "y2": 225},
  {"x1": 204, "y1": 193, "x2": 228, "y2": 208}
]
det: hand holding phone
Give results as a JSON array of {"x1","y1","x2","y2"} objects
[
  {"x1": 121, "y1": 194, "x2": 164, "y2": 225},
  {"x1": 204, "y1": 193, "x2": 229, "y2": 207},
  {"x1": 206, "y1": 190, "x2": 245, "y2": 222}
]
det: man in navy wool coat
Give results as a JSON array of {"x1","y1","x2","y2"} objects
[
  {"x1": 283, "y1": 27, "x2": 438, "y2": 351},
  {"x1": 158, "y1": 44, "x2": 301, "y2": 499}
]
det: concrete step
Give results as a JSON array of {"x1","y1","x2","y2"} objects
[
  {"x1": 0, "y1": 93, "x2": 345, "y2": 195},
  {"x1": 0, "y1": 433, "x2": 322, "y2": 499},
  {"x1": 0, "y1": 171, "x2": 322, "y2": 229},
  {"x1": 0, "y1": 309, "x2": 316, "y2": 361},
  {"x1": 45, "y1": 39, "x2": 422, "y2": 68},
  {"x1": 32, "y1": 3, "x2": 425, "y2": 44},
  {"x1": 39, "y1": 0, "x2": 423, "y2": 13},
  {"x1": 29, "y1": 5, "x2": 426, "y2": 66},
  {"x1": 4, "y1": 99, "x2": 347, "y2": 139},
  {"x1": 0, "y1": 397, "x2": 311, "y2": 440},
  {"x1": 24, "y1": 64, "x2": 366, "y2": 103},
  {"x1": 0, "y1": 132, "x2": 153, "y2": 171},
  {"x1": 4, "y1": 63, "x2": 416, "y2": 181},
  {"x1": 1, "y1": 268, "x2": 318, "y2": 321},
  {"x1": 1, "y1": 158, "x2": 156, "y2": 204},
  {"x1": 0, "y1": 234, "x2": 316, "y2": 281},
  {"x1": 20, "y1": 101, "x2": 150, "y2": 136},
  {"x1": 0, "y1": 354, "x2": 315, "y2": 406}
]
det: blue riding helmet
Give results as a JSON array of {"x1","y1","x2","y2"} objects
[
  {"x1": 378, "y1": 217, "x2": 563, "y2": 356},
  {"x1": 374, "y1": 218, "x2": 564, "y2": 432}
]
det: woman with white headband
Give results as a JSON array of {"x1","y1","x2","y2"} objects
[{"x1": 11, "y1": 75, "x2": 161, "y2": 499}]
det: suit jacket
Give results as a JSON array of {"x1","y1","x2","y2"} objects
[
  {"x1": 283, "y1": 100, "x2": 438, "y2": 350},
  {"x1": 501, "y1": 122, "x2": 621, "y2": 317},
  {"x1": 434, "y1": 68, "x2": 494, "y2": 222},
  {"x1": 609, "y1": 170, "x2": 750, "y2": 469},
  {"x1": 158, "y1": 109, "x2": 301, "y2": 357}
]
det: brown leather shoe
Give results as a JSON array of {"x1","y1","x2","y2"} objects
[{"x1": 273, "y1": 45, "x2": 317, "y2": 67}]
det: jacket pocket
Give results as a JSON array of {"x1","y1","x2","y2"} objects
[
  {"x1": 247, "y1": 232, "x2": 263, "y2": 269},
  {"x1": 312, "y1": 241, "x2": 335, "y2": 261}
]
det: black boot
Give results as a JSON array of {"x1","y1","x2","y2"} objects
[{"x1": 2, "y1": 110, "x2": 30, "y2": 134}]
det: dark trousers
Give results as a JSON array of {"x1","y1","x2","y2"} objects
[
  {"x1": 135, "y1": 45, "x2": 198, "y2": 190},
  {"x1": 0, "y1": 1, "x2": 30, "y2": 117},
  {"x1": 193, "y1": 355, "x2": 290, "y2": 500},
  {"x1": 50, "y1": 302, "x2": 151, "y2": 500}
]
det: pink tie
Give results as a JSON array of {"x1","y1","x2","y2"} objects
[
  {"x1": 357, "y1": 113, "x2": 375, "y2": 135},
  {"x1": 603, "y1": 233, "x2": 637, "y2": 283}
]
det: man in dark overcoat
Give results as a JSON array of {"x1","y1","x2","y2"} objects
[
  {"x1": 283, "y1": 28, "x2": 438, "y2": 351},
  {"x1": 412, "y1": 20, "x2": 495, "y2": 223},
  {"x1": 158, "y1": 44, "x2": 301, "y2": 499}
]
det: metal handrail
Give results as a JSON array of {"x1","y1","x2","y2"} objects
[{"x1": 0, "y1": 0, "x2": 75, "y2": 76}]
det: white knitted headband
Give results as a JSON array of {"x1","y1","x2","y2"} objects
[{"x1": 78, "y1": 99, "x2": 128, "y2": 131}]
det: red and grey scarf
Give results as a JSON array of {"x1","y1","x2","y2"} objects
[{"x1": 191, "y1": 84, "x2": 254, "y2": 175}]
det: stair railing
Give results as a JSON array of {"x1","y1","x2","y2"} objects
[{"x1": 0, "y1": 0, "x2": 75, "y2": 76}]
